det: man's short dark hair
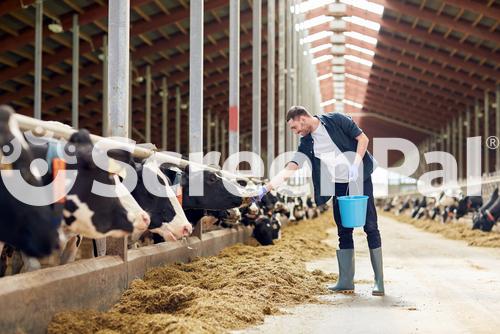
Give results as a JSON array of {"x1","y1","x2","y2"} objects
[{"x1": 286, "y1": 106, "x2": 311, "y2": 122}]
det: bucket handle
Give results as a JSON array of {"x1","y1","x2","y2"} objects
[{"x1": 345, "y1": 180, "x2": 361, "y2": 197}]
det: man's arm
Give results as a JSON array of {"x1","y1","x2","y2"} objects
[
  {"x1": 265, "y1": 162, "x2": 299, "y2": 191},
  {"x1": 353, "y1": 132, "x2": 369, "y2": 166}
]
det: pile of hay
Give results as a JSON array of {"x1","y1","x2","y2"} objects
[
  {"x1": 48, "y1": 213, "x2": 337, "y2": 334},
  {"x1": 382, "y1": 211, "x2": 500, "y2": 248}
]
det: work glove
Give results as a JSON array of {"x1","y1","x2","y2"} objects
[
  {"x1": 348, "y1": 164, "x2": 359, "y2": 181},
  {"x1": 252, "y1": 185, "x2": 268, "y2": 203}
]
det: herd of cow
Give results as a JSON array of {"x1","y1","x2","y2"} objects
[
  {"x1": 0, "y1": 106, "x2": 324, "y2": 276},
  {"x1": 380, "y1": 187, "x2": 500, "y2": 232}
]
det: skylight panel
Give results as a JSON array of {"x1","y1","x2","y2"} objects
[
  {"x1": 345, "y1": 73, "x2": 368, "y2": 83},
  {"x1": 345, "y1": 43, "x2": 375, "y2": 56},
  {"x1": 320, "y1": 98, "x2": 337, "y2": 107},
  {"x1": 344, "y1": 54, "x2": 373, "y2": 67},
  {"x1": 343, "y1": 31, "x2": 377, "y2": 45},
  {"x1": 343, "y1": 99, "x2": 363, "y2": 109},
  {"x1": 339, "y1": 0, "x2": 384, "y2": 15},
  {"x1": 301, "y1": 31, "x2": 333, "y2": 44},
  {"x1": 342, "y1": 16, "x2": 380, "y2": 31}
]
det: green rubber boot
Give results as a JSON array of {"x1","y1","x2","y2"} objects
[
  {"x1": 328, "y1": 249, "x2": 355, "y2": 293},
  {"x1": 369, "y1": 247, "x2": 385, "y2": 296}
]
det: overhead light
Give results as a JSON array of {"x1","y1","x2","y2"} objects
[
  {"x1": 135, "y1": 76, "x2": 144, "y2": 83},
  {"x1": 181, "y1": 103, "x2": 188, "y2": 110},
  {"x1": 98, "y1": 53, "x2": 105, "y2": 61},
  {"x1": 48, "y1": 22, "x2": 64, "y2": 33}
]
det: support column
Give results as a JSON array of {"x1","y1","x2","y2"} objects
[
  {"x1": 206, "y1": 111, "x2": 212, "y2": 152},
  {"x1": 278, "y1": 0, "x2": 286, "y2": 154},
  {"x1": 496, "y1": 85, "x2": 500, "y2": 171},
  {"x1": 102, "y1": 36, "x2": 108, "y2": 135},
  {"x1": 106, "y1": 0, "x2": 130, "y2": 260},
  {"x1": 145, "y1": 65, "x2": 151, "y2": 142},
  {"x1": 190, "y1": 0, "x2": 204, "y2": 154},
  {"x1": 215, "y1": 113, "x2": 220, "y2": 155},
  {"x1": 107, "y1": 0, "x2": 130, "y2": 138},
  {"x1": 175, "y1": 86, "x2": 181, "y2": 153},
  {"x1": 34, "y1": 0, "x2": 43, "y2": 119},
  {"x1": 285, "y1": 0, "x2": 293, "y2": 151},
  {"x1": 474, "y1": 99, "x2": 480, "y2": 138},
  {"x1": 446, "y1": 123, "x2": 451, "y2": 153},
  {"x1": 267, "y1": 0, "x2": 275, "y2": 172},
  {"x1": 229, "y1": 0, "x2": 240, "y2": 156},
  {"x1": 484, "y1": 90, "x2": 490, "y2": 174},
  {"x1": 161, "y1": 77, "x2": 168, "y2": 150},
  {"x1": 221, "y1": 119, "x2": 227, "y2": 162},
  {"x1": 458, "y1": 111, "x2": 463, "y2": 180},
  {"x1": 252, "y1": 0, "x2": 262, "y2": 157},
  {"x1": 466, "y1": 105, "x2": 471, "y2": 142},
  {"x1": 128, "y1": 58, "x2": 133, "y2": 138},
  {"x1": 451, "y1": 116, "x2": 456, "y2": 159},
  {"x1": 72, "y1": 14, "x2": 79, "y2": 128}
]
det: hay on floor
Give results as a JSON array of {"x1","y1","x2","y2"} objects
[{"x1": 48, "y1": 213, "x2": 337, "y2": 334}]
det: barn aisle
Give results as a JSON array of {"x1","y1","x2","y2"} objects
[{"x1": 236, "y1": 215, "x2": 500, "y2": 334}]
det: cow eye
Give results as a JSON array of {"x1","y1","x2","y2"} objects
[{"x1": 208, "y1": 173, "x2": 217, "y2": 183}]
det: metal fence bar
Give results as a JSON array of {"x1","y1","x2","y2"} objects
[
  {"x1": 72, "y1": 14, "x2": 79, "y2": 129},
  {"x1": 189, "y1": 0, "x2": 204, "y2": 155},
  {"x1": 252, "y1": 0, "x2": 262, "y2": 158},
  {"x1": 34, "y1": 0, "x2": 43, "y2": 120}
]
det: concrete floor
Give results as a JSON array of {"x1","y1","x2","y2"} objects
[{"x1": 235, "y1": 214, "x2": 500, "y2": 334}]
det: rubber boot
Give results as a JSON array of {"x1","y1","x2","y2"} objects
[
  {"x1": 328, "y1": 249, "x2": 355, "y2": 293},
  {"x1": 369, "y1": 247, "x2": 385, "y2": 296}
]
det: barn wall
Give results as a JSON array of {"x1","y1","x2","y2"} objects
[{"x1": 0, "y1": 226, "x2": 252, "y2": 334}]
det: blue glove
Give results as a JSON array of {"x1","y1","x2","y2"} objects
[
  {"x1": 348, "y1": 164, "x2": 359, "y2": 181},
  {"x1": 252, "y1": 185, "x2": 268, "y2": 203}
]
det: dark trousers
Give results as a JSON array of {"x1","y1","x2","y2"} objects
[{"x1": 332, "y1": 177, "x2": 381, "y2": 249}]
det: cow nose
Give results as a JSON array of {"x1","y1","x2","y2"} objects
[
  {"x1": 183, "y1": 225, "x2": 193, "y2": 236},
  {"x1": 142, "y1": 212, "x2": 151, "y2": 227}
]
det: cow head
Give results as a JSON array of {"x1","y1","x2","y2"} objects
[
  {"x1": 0, "y1": 106, "x2": 59, "y2": 257},
  {"x1": 180, "y1": 167, "x2": 244, "y2": 210},
  {"x1": 131, "y1": 158, "x2": 191, "y2": 241},
  {"x1": 62, "y1": 129, "x2": 149, "y2": 238}
]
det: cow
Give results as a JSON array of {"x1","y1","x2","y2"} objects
[
  {"x1": 125, "y1": 156, "x2": 192, "y2": 243},
  {"x1": 473, "y1": 189, "x2": 500, "y2": 232},
  {"x1": 0, "y1": 106, "x2": 59, "y2": 258},
  {"x1": 455, "y1": 195, "x2": 483, "y2": 219}
]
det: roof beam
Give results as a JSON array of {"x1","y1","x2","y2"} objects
[
  {"x1": 379, "y1": 17, "x2": 500, "y2": 66},
  {"x1": 443, "y1": 0, "x2": 500, "y2": 21},
  {"x1": 383, "y1": 0, "x2": 500, "y2": 45}
]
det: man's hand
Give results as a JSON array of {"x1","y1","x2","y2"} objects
[
  {"x1": 252, "y1": 185, "x2": 268, "y2": 203},
  {"x1": 348, "y1": 164, "x2": 359, "y2": 181}
]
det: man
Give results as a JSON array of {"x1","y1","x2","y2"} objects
[{"x1": 258, "y1": 106, "x2": 384, "y2": 296}]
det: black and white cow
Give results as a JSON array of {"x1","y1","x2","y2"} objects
[
  {"x1": 473, "y1": 189, "x2": 500, "y2": 232},
  {"x1": 455, "y1": 195, "x2": 483, "y2": 219},
  {"x1": 0, "y1": 106, "x2": 59, "y2": 258},
  {"x1": 123, "y1": 156, "x2": 192, "y2": 243}
]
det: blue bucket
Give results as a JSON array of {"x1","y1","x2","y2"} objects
[{"x1": 337, "y1": 195, "x2": 369, "y2": 228}]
